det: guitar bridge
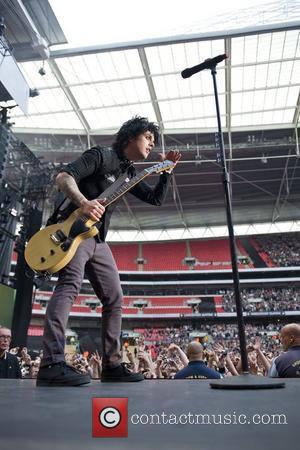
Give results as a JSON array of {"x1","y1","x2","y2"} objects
[{"x1": 50, "y1": 229, "x2": 67, "y2": 244}]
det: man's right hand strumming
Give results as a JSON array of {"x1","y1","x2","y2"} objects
[{"x1": 80, "y1": 199, "x2": 106, "y2": 221}]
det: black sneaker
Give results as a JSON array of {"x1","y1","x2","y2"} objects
[
  {"x1": 36, "y1": 362, "x2": 91, "y2": 387},
  {"x1": 101, "y1": 363, "x2": 144, "y2": 382}
]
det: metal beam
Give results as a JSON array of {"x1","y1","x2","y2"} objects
[
  {"x1": 12, "y1": 123, "x2": 296, "y2": 136},
  {"x1": 49, "y1": 21, "x2": 300, "y2": 59},
  {"x1": 32, "y1": 81, "x2": 300, "y2": 100},
  {"x1": 171, "y1": 174, "x2": 188, "y2": 228},
  {"x1": 195, "y1": 148, "x2": 300, "y2": 214},
  {"x1": 121, "y1": 197, "x2": 142, "y2": 231},
  {"x1": 271, "y1": 149, "x2": 292, "y2": 222},
  {"x1": 225, "y1": 38, "x2": 232, "y2": 160},
  {"x1": 293, "y1": 89, "x2": 300, "y2": 127},
  {"x1": 105, "y1": 220, "x2": 300, "y2": 242},
  {"x1": 160, "y1": 124, "x2": 296, "y2": 134},
  {"x1": 12, "y1": 127, "x2": 86, "y2": 135},
  {"x1": 47, "y1": 60, "x2": 92, "y2": 137},
  {"x1": 138, "y1": 47, "x2": 163, "y2": 125},
  {"x1": 33, "y1": 61, "x2": 300, "y2": 89},
  {"x1": 15, "y1": 104, "x2": 295, "y2": 121}
]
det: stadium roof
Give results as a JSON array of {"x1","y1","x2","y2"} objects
[
  {"x1": 2, "y1": 0, "x2": 299, "y2": 135},
  {"x1": 1, "y1": 0, "x2": 300, "y2": 237}
]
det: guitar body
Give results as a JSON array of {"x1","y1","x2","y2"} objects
[
  {"x1": 25, "y1": 160, "x2": 175, "y2": 275},
  {"x1": 24, "y1": 209, "x2": 99, "y2": 274}
]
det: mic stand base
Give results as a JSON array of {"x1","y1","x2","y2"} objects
[{"x1": 210, "y1": 373, "x2": 285, "y2": 390}]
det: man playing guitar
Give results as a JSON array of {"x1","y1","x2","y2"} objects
[{"x1": 36, "y1": 116, "x2": 181, "y2": 386}]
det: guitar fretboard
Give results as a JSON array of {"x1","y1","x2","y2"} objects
[{"x1": 104, "y1": 168, "x2": 150, "y2": 207}]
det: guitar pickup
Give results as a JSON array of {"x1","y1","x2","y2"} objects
[{"x1": 50, "y1": 229, "x2": 67, "y2": 244}]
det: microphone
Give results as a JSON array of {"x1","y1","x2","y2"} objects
[{"x1": 181, "y1": 54, "x2": 228, "y2": 79}]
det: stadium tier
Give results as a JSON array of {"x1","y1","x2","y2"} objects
[
  {"x1": 109, "y1": 238, "x2": 256, "y2": 271},
  {"x1": 12, "y1": 234, "x2": 299, "y2": 275},
  {"x1": 30, "y1": 289, "x2": 300, "y2": 317},
  {"x1": 250, "y1": 237, "x2": 276, "y2": 267},
  {"x1": 189, "y1": 238, "x2": 253, "y2": 269},
  {"x1": 141, "y1": 242, "x2": 188, "y2": 271}
]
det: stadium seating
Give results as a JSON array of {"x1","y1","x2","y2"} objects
[
  {"x1": 143, "y1": 307, "x2": 193, "y2": 315},
  {"x1": 27, "y1": 326, "x2": 44, "y2": 336},
  {"x1": 190, "y1": 238, "x2": 253, "y2": 269},
  {"x1": 250, "y1": 237, "x2": 276, "y2": 267},
  {"x1": 214, "y1": 295, "x2": 225, "y2": 313},
  {"x1": 150, "y1": 297, "x2": 186, "y2": 306},
  {"x1": 70, "y1": 305, "x2": 92, "y2": 313},
  {"x1": 110, "y1": 243, "x2": 139, "y2": 270},
  {"x1": 107, "y1": 238, "x2": 254, "y2": 271},
  {"x1": 142, "y1": 242, "x2": 187, "y2": 271},
  {"x1": 32, "y1": 303, "x2": 42, "y2": 310}
]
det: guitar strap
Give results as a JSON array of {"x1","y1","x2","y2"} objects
[{"x1": 46, "y1": 195, "x2": 69, "y2": 226}]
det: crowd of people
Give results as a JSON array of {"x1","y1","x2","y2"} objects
[
  {"x1": 256, "y1": 233, "x2": 300, "y2": 267},
  {"x1": 3, "y1": 346, "x2": 103, "y2": 380},
  {"x1": 2, "y1": 322, "x2": 299, "y2": 380},
  {"x1": 137, "y1": 323, "x2": 283, "y2": 358},
  {"x1": 117, "y1": 323, "x2": 299, "y2": 379},
  {"x1": 221, "y1": 287, "x2": 300, "y2": 313}
]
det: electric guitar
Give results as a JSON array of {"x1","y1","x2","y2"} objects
[{"x1": 24, "y1": 160, "x2": 175, "y2": 275}]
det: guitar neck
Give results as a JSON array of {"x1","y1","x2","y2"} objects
[
  {"x1": 87, "y1": 160, "x2": 174, "y2": 216},
  {"x1": 102, "y1": 168, "x2": 150, "y2": 207}
]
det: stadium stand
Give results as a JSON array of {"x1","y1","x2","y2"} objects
[
  {"x1": 142, "y1": 307, "x2": 193, "y2": 315},
  {"x1": 70, "y1": 305, "x2": 92, "y2": 313},
  {"x1": 142, "y1": 241, "x2": 187, "y2": 271},
  {"x1": 252, "y1": 233, "x2": 300, "y2": 267},
  {"x1": 104, "y1": 238, "x2": 257, "y2": 272},
  {"x1": 30, "y1": 288, "x2": 300, "y2": 316},
  {"x1": 189, "y1": 238, "x2": 253, "y2": 269},
  {"x1": 214, "y1": 295, "x2": 225, "y2": 313},
  {"x1": 110, "y1": 243, "x2": 139, "y2": 270},
  {"x1": 32, "y1": 303, "x2": 42, "y2": 310},
  {"x1": 250, "y1": 237, "x2": 276, "y2": 267}
]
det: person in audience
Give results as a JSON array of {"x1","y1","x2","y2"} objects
[
  {"x1": 168, "y1": 343, "x2": 189, "y2": 367},
  {"x1": 36, "y1": 116, "x2": 181, "y2": 386},
  {"x1": 88, "y1": 351, "x2": 102, "y2": 379},
  {"x1": 174, "y1": 342, "x2": 222, "y2": 379},
  {"x1": 268, "y1": 323, "x2": 300, "y2": 378},
  {"x1": 0, "y1": 326, "x2": 22, "y2": 379}
]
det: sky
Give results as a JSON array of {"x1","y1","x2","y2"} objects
[{"x1": 49, "y1": 0, "x2": 272, "y2": 49}]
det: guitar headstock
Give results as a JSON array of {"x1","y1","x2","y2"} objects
[{"x1": 146, "y1": 159, "x2": 176, "y2": 174}]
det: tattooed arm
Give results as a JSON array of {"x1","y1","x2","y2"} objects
[
  {"x1": 56, "y1": 172, "x2": 105, "y2": 221},
  {"x1": 56, "y1": 172, "x2": 87, "y2": 207}
]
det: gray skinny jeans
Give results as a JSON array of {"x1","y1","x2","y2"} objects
[{"x1": 41, "y1": 238, "x2": 123, "y2": 369}]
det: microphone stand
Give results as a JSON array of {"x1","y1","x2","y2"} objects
[{"x1": 182, "y1": 58, "x2": 284, "y2": 389}]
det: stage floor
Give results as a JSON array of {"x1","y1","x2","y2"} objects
[{"x1": 0, "y1": 378, "x2": 298, "y2": 450}]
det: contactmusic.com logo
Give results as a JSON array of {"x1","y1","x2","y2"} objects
[{"x1": 92, "y1": 398, "x2": 128, "y2": 438}]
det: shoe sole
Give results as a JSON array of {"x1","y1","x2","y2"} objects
[{"x1": 36, "y1": 378, "x2": 91, "y2": 387}]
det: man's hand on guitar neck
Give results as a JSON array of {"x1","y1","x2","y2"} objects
[{"x1": 80, "y1": 198, "x2": 106, "y2": 222}]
